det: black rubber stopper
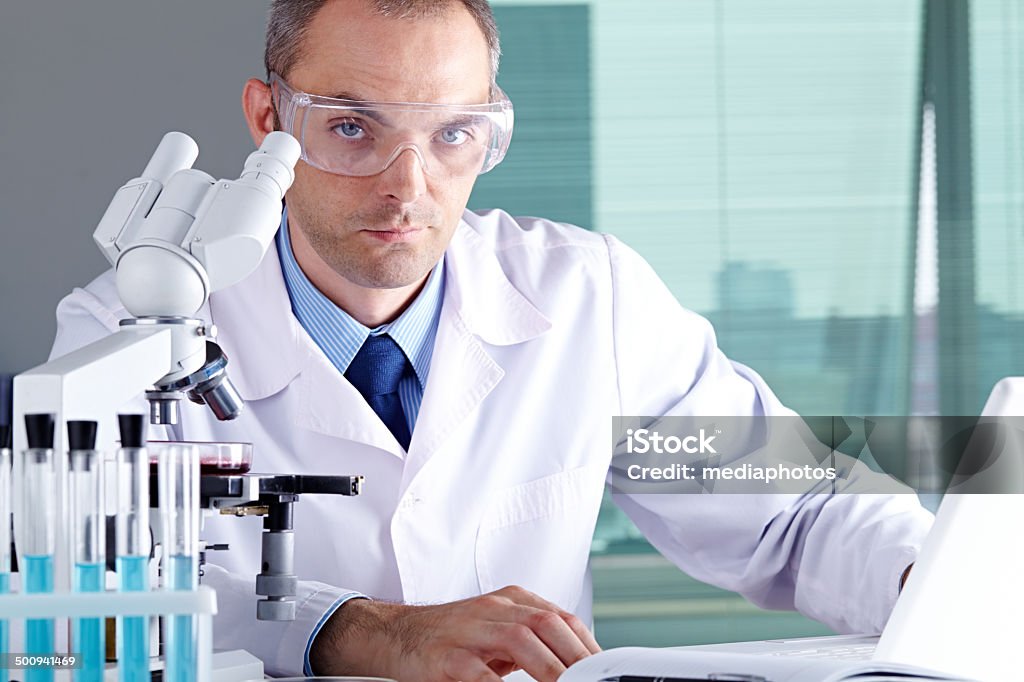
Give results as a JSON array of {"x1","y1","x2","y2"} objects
[
  {"x1": 67, "y1": 420, "x2": 98, "y2": 451},
  {"x1": 24, "y1": 413, "x2": 55, "y2": 449},
  {"x1": 0, "y1": 424, "x2": 10, "y2": 450},
  {"x1": 0, "y1": 375, "x2": 12, "y2": 436},
  {"x1": 117, "y1": 414, "x2": 146, "y2": 449}
]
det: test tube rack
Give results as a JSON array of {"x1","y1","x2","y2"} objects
[{"x1": 0, "y1": 586, "x2": 215, "y2": 682}]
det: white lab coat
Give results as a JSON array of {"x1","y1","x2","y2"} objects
[{"x1": 50, "y1": 209, "x2": 933, "y2": 677}]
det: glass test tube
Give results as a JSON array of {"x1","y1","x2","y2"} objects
[
  {"x1": 158, "y1": 444, "x2": 199, "y2": 682},
  {"x1": 115, "y1": 415, "x2": 149, "y2": 682},
  {"x1": 68, "y1": 421, "x2": 105, "y2": 682},
  {"x1": 22, "y1": 414, "x2": 56, "y2": 682},
  {"x1": 0, "y1": 425, "x2": 12, "y2": 682}
]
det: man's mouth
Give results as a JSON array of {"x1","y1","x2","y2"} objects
[{"x1": 363, "y1": 227, "x2": 425, "y2": 242}]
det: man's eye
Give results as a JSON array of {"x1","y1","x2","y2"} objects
[
  {"x1": 331, "y1": 120, "x2": 366, "y2": 139},
  {"x1": 439, "y1": 128, "x2": 469, "y2": 145}
]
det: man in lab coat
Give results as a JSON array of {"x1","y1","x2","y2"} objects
[{"x1": 50, "y1": 0, "x2": 934, "y2": 680}]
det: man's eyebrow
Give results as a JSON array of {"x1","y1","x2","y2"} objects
[
  {"x1": 438, "y1": 114, "x2": 488, "y2": 128},
  {"x1": 319, "y1": 95, "x2": 488, "y2": 128},
  {"x1": 325, "y1": 92, "x2": 388, "y2": 124},
  {"x1": 327, "y1": 91, "x2": 368, "y2": 101}
]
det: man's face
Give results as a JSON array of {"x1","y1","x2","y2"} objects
[{"x1": 283, "y1": 0, "x2": 492, "y2": 290}]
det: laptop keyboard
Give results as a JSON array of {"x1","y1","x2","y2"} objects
[{"x1": 768, "y1": 644, "x2": 875, "y2": 660}]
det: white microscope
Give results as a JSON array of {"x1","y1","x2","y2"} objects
[
  {"x1": 5, "y1": 130, "x2": 358, "y2": 681},
  {"x1": 15, "y1": 127, "x2": 298, "y2": 464}
]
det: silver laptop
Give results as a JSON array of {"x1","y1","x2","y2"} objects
[{"x1": 681, "y1": 377, "x2": 1024, "y2": 681}]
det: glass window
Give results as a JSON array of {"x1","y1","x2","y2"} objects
[{"x1": 477, "y1": 0, "x2": 978, "y2": 648}]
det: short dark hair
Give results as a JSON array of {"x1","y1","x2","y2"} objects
[{"x1": 264, "y1": 0, "x2": 501, "y2": 87}]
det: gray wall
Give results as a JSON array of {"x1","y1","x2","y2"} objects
[{"x1": 0, "y1": 2, "x2": 271, "y2": 374}]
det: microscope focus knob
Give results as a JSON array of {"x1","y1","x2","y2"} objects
[{"x1": 256, "y1": 597, "x2": 296, "y2": 621}]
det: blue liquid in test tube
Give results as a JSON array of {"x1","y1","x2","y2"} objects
[
  {"x1": 73, "y1": 562, "x2": 105, "y2": 682},
  {"x1": 24, "y1": 554, "x2": 54, "y2": 682},
  {"x1": 117, "y1": 555, "x2": 149, "y2": 682},
  {"x1": 164, "y1": 554, "x2": 197, "y2": 682}
]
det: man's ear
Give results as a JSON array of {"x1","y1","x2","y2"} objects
[{"x1": 242, "y1": 78, "x2": 275, "y2": 147}]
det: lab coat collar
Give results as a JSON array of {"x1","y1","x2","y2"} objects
[
  {"x1": 208, "y1": 213, "x2": 553, "y2": 435},
  {"x1": 208, "y1": 238, "x2": 304, "y2": 401},
  {"x1": 212, "y1": 240, "x2": 404, "y2": 452},
  {"x1": 445, "y1": 216, "x2": 552, "y2": 345}
]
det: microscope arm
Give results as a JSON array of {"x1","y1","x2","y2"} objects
[
  {"x1": 14, "y1": 324, "x2": 177, "y2": 454},
  {"x1": 12, "y1": 322, "x2": 204, "y2": 598}
]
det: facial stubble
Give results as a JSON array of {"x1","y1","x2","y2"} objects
[{"x1": 297, "y1": 201, "x2": 446, "y2": 289}]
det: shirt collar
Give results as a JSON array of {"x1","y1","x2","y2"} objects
[{"x1": 276, "y1": 208, "x2": 444, "y2": 388}]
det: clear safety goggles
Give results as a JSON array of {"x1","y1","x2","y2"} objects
[{"x1": 270, "y1": 73, "x2": 514, "y2": 178}]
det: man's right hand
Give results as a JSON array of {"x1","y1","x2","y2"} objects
[{"x1": 308, "y1": 585, "x2": 602, "y2": 681}]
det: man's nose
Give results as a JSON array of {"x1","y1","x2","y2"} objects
[{"x1": 376, "y1": 146, "x2": 427, "y2": 204}]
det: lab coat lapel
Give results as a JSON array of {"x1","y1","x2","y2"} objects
[
  {"x1": 292, "y1": 344, "x2": 405, "y2": 455},
  {"x1": 402, "y1": 221, "x2": 552, "y2": 484},
  {"x1": 208, "y1": 239, "x2": 302, "y2": 401},
  {"x1": 210, "y1": 239, "x2": 405, "y2": 457},
  {"x1": 403, "y1": 299, "x2": 503, "y2": 482}
]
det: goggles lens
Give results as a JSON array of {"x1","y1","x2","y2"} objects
[{"x1": 270, "y1": 73, "x2": 514, "y2": 178}]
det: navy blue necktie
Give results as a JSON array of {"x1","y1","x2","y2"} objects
[{"x1": 345, "y1": 334, "x2": 412, "y2": 449}]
